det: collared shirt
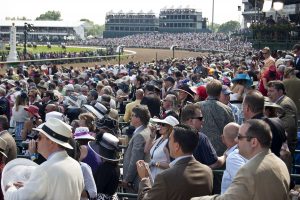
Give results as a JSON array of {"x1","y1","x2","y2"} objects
[
  {"x1": 228, "y1": 103, "x2": 243, "y2": 125},
  {"x1": 133, "y1": 125, "x2": 144, "y2": 136},
  {"x1": 169, "y1": 155, "x2": 193, "y2": 168},
  {"x1": 275, "y1": 95, "x2": 284, "y2": 104},
  {"x1": 47, "y1": 150, "x2": 64, "y2": 160},
  {"x1": 221, "y1": 147, "x2": 247, "y2": 194}
]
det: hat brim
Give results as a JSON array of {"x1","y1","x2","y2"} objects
[
  {"x1": 173, "y1": 88, "x2": 194, "y2": 97},
  {"x1": 74, "y1": 134, "x2": 95, "y2": 141},
  {"x1": 0, "y1": 151, "x2": 7, "y2": 158},
  {"x1": 1, "y1": 158, "x2": 37, "y2": 194},
  {"x1": 88, "y1": 141, "x2": 120, "y2": 162},
  {"x1": 33, "y1": 127, "x2": 73, "y2": 149},
  {"x1": 83, "y1": 105, "x2": 104, "y2": 119},
  {"x1": 231, "y1": 77, "x2": 253, "y2": 87},
  {"x1": 150, "y1": 118, "x2": 171, "y2": 126},
  {"x1": 24, "y1": 108, "x2": 41, "y2": 118}
]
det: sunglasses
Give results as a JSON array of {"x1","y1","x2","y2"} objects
[
  {"x1": 158, "y1": 123, "x2": 167, "y2": 127},
  {"x1": 237, "y1": 134, "x2": 254, "y2": 140},
  {"x1": 192, "y1": 116, "x2": 203, "y2": 121}
]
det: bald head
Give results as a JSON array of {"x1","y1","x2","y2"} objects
[
  {"x1": 223, "y1": 122, "x2": 240, "y2": 147},
  {"x1": 45, "y1": 104, "x2": 57, "y2": 113},
  {"x1": 136, "y1": 89, "x2": 144, "y2": 100}
]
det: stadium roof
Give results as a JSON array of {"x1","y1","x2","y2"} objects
[{"x1": 0, "y1": 20, "x2": 85, "y2": 28}]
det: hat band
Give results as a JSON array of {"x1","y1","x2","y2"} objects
[
  {"x1": 42, "y1": 125, "x2": 69, "y2": 142},
  {"x1": 99, "y1": 139, "x2": 118, "y2": 151},
  {"x1": 74, "y1": 132, "x2": 90, "y2": 137},
  {"x1": 94, "y1": 106, "x2": 106, "y2": 115}
]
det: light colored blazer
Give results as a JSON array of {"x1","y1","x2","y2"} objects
[
  {"x1": 138, "y1": 157, "x2": 213, "y2": 200},
  {"x1": 123, "y1": 126, "x2": 150, "y2": 191},
  {"x1": 191, "y1": 149, "x2": 290, "y2": 200},
  {"x1": 5, "y1": 151, "x2": 84, "y2": 200}
]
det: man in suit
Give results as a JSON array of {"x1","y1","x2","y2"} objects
[
  {"x1": 292, "y1": 43, "x2": 300, "y2": 78},
  {"x1": 122, "y1": 105, "x2": 151, "y2": 192},
  {"x1": 267, "y1": 80, "x2": 298, "y2": 153},
  {"x1": 283, "y1": 67, "x2": 300, "y2": 118},
  {"x1": 192, "y1": 119, "x2": 290, "y2": 200},
  {"x1": 0, "y1": 115, "x2": 17, "y2": 164},
  {"x1": 4, "y1": 118, "x2": 84, "y2": 199},
  {"x1": 199, "y1": 80, "x2": 234, "y2": 156},
  {"x1": 137, "y1": 125, "x2": 213, "y2": 200}
]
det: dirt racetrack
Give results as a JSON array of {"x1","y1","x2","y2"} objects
[{"x1": 61, "y1": 48, "x2": 207, "y2": 69}]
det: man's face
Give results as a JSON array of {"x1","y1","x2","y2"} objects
[
  {"x1": 178, "y1": 91, "x2": 187, "y2": 101},
  {"x1": 168, "y1": 130, "x2": 177, "y2": 158},
  {"x1": 219, "y1": 93, "x2": 230, "y2": 105},
  {"x1": 262, "y1": 50, "x2": 270, "y2": 59},
  {"x1": 162, "y1": 95, "x2": 173, "y2": 110},
  {"x1": 293, "y1": 48, "x2": 300, "y2": 56},
  {"x1": 267, "y1": 86, "x2": 281, "y2": 102},
  {"x1": 236, "y1": 123, "x2": 252, "y2": 159},
  {"x1": 190, "y1": 109, "x2": 203, "y2": 131},
  {"x1": 242, "y1": 101, "x2": 250, "y2": 120},
  {"x1": 130, "y1": 112, "x2": 140, "y2": 128},
  {"x1": 36, "y1": 133, "x2": 50, "y2": 157}
]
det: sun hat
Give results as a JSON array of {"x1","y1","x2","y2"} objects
[
  {"x1": 83, "y1": 102, "x2": 108, "y2": 120},
  {"x1": 150, "y1": 116, "x2": 179, "y2": 127},
  {"x1": 95, "y1": 116, "x2": 118, "y2": 135},
  {"x1": 231, "y1": 73, "x2": 253, "y2": 87},
  {"x1": 33, "y1": 118, "x2": 73, "y2": 149},
  {"x1": 190, "y1": 85, "x2": 208, "y2": 99},
  {"x1": 88, "y1": 132, "x2": 121, "y2": 162},
  {"x1": 24, "y1": 105, "x2": 40, "y2": 118},
  {"x1": 37, "y1": 80, "x2": 48, "y2": 90},
  {"x1": 174, "y1": 84, "x2": 195, "y2": 97},
  {"x1": 74, "y1": 127, "x2": 95, "y2": 141},
  {"x1": 1, "y1": 158, "x2": 38, "y2": 195},
  {"x1": 45, "y1": 111, "x2": 65, "y2": 122}
]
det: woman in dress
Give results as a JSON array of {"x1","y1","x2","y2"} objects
[
  {"x1": 144, "y1": 116, "x2": 179, "y2": 181},
  {"x1": 11, "y1": 92, "x2": 29, "y2": 140}
]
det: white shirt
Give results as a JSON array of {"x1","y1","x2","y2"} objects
[
  {"x1": 169, "y1": 155, "x2": 193, "y2": 168},
  {"x1": 221, "y1": 146, "x2": 247, "y2": 194}
]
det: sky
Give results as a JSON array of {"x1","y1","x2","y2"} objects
[{"x1": 0, "y1": 0, "x2": 243, "y2": 25}]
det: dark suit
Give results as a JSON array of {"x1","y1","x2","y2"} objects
[
  {"x1": 0, "y1": 96, "x2": 10, "y2": 122},
  {"x1": 277, "y1": 95, "x2": 298, "y2": 153},
  {"x1": 283, "y1": 77, "x2": 300, "y2": 118},
  {"x1": 123, "y1": 126, "x2": 151, "y2": 192},
  {"x1": 294, "y1": 56, "x2": 300, "y2": 78},
  {"x1": 192, "y1": 150, "x2": 290, "y2": 200},
  {"x1": 138, "y1": 157, "x2": 213, "y2": 200}
]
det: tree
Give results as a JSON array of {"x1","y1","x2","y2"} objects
[
  {"x1": 80, "y1": 19, "x2": 105, "y2": 37},
  {"x1": 218, "y1": 21, "x2": 241, "y2": 34},
  {"x1": 36, "y1": 11, "x2": 61, "y2": 21},
  {"x1": 208, "y1": 23, "x2": 220, "y2": 33}
]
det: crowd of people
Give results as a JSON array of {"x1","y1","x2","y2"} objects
[{"x1": 0, "y1": 40, "x2": 298, "y2": 199}]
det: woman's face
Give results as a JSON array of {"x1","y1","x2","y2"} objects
[
  {"x1": 159, "y1": 123, "x2": 171, "y2": 135},
  {"x1": 79, "y1": 119, "x2": 86, "y2": 127}
]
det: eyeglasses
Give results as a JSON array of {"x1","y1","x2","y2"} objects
[
  {"x1": 237, "y1": 134, "x2": 254, "y2": 140},
  {"x1": 192, "y1": 116, "x2": 203, "y2": 121}
]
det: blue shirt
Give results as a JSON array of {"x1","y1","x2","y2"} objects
[
  {"x1": 193, "y1": 132, "x2": 218, "y2": 166},
  {"x1": 221, "y1": 146, "x2": 247, "y2": 194}
]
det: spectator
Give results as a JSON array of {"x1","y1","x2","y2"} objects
[{"x1": 137, "y1": 125, "x2": 213, "y2": 200}]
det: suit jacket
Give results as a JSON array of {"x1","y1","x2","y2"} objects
[
  {"x1": 138, "y1": 157, "x2": 213, "y2": 200},
  {"x1": 283, "y1": 77, "x2": 300, "y2": 117},
  {"x1": 191, "y1": 150, "x2": 290, "y2": 200},
  {"x1": 277, "y1": 95, "x2": 298, "y2": 152},
  {"x1": 123, "y1": 126, "x2": 151, "y2": 192},
  {"x1": 294, "y1": 56, "x2": 300, "y2": 78},
  {"x1": 5, "y1": 151, "x2": 84, "y2": 200},
  {"x1": 199, "y1": 98, "x2": 234, "y2": 156},
  {"x1": 0, "y1": 130, "x2": 17, "y2": 164}
]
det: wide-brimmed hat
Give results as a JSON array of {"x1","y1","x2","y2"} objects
[
  {"x1": 95, "y1": 116, "x2": 118, "y2": 134},
  {"x1": 164, "y1": 76, "x2": 175, "y2": 84},
  {"x1": 1, "y1": 158, "x2": 38, "y2": 194},
  {"x1": 150, "y1": 116, "x2": 179, "y2": 127},
  {"x1": 190, "y1": 85, "x2": 208, "y2": 99},
  {"x1": 83, "y1": 102, "x2": 107, "y2": 120},
  {"x1": 37, "y1": 81, "x2": 48, "y2": 90},
  {"x1": 174, "y1": 84, "x2": 195, "y2": 97},
  {"x1": 231, "y1": 73, "x2": 253, "y2": 87},
  {"x1": 74, "y1": 127, "x2": 95, "y2": 141},
  {"x1": 88, "y1": 132, "x2": 121, "y2": 162},
  {"x1": 33, "y1": 118, "x2": 73, "y2": 149},
  {"x1": 24, "y1": 105, "x2": 40, "y2": 118},
  {"x1": 45, "y1": 111, "x2": 65, "y2": 122},
  {"x1": 0, "y1": 137, "x2": 7, "y2": 158}
]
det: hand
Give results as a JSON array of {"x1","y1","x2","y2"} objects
[
  {"x1": 13, "y1": 181, "x2": 24, "y2": 189},
  {"x1": 136, "y1": 160, "x2": 149, "y2": 179},
  {"x1": 28, "y1": 139, "x2": 37, "y2": 154}
]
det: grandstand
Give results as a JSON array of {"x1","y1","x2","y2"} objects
[
  {"x1": 159, "y1": 7, "x2": 208, "y2": 33},
  {"x1": 103, "y1": 10, "x2": 159, "y2": 38},
  {"x1": 0, "y1": 20, "x2": 86, "y2": 43}
]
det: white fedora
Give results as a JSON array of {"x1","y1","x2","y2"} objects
[
  {"x1": 150, "y1": 116, "x2": 179, "y2": 127},
  {"x1": 33, "y1": 118, "x2": 73, "y2": 149}
]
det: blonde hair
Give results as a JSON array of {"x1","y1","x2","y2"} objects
[{"x1": 78, "y1": 112, "x2": 96, "y2": 132}]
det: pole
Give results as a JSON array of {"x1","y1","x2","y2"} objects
[
  {"x1": 23, "y1": 30, "x2": 27, "y2": 59},
  {"x1": 172, "y1": 47, "x2": 175, "y2": 59},
  {"x1": 118, "y1": 48, "x2": 121, "y2": 66},
  {"x1": 212, "y1": 0, "x2": 215, "y2": 32}
]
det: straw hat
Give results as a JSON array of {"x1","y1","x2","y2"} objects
[{"x1": 33, "y1": 118, "x2": 73, "y2": 149}]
